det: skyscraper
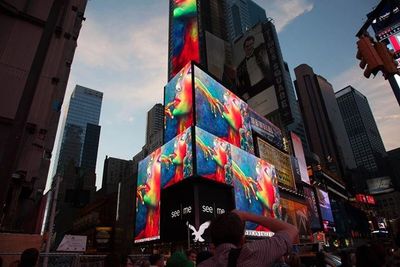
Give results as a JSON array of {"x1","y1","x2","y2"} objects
[
  {"x1": 145, "y1": 103, "x2": 164, "y2": 144},
  {"x1": 294, "y1": 64, "x2": 356, "y2": 179},
  {"x1": 102, "y1": 156, "x2": 133, "y2": 195},
  {"x1": 336, "y1": 86, "x2": 387, "y2": 180},
  {"x1": 55, "y1": 85, "x2": 103, "y2": 174},
  {"x1": 226, "y1": 0, "x2": 267, "y2": 41},
  {"x1": 0, "y1": 0, "x2": 88, "y2": 232}
]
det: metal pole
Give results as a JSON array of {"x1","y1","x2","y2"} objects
[
  {"x1": 0, "y1": 0, "x2": 65, "y2": 222},
  {"x1": 43, "y1": 175, "x2": 61, "y2": 267},
  {"x1": 387, "y1": 75, "x2": 400, "y2": 106}
]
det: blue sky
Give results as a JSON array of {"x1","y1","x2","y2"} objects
[{"x1": 47, "y1": 0, "x2": 400, "y2": 190}]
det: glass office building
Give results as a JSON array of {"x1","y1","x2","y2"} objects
[{"x1": 55, "y1": 85, "x2": 103, "y2": 173}]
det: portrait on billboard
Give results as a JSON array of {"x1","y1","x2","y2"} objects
[
  {"x1": 170, "y1": 0, "x2": 200, "y2": 78},
  {"x1": 161, "y1": 127, "x2": 193, "y2": 188},
  {"x1": 194, "y1": 66, "x2": 254, "y2": 154},
  {"x1": 164, "y1": 63, "x2": 194, "y2": 143},
  {"x1": 233, "y1": 24, "x2": 274, "y2": 97},
  {"x1": 195, "y1": 127, "x2": 233, "y2": 184},
  {"x1": 230, "y1": 145, "x2": 280, "y2": 234},
  {"x1": 135, "y1": 148, "x2": 162, "y2": 243}
]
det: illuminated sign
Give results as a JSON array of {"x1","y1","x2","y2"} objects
[
  {"x1": 291, "y1": 132, "x2": 310, "y2": 184},
  {"x1": 169, "y1": 0, "x2": 200, "y2": 79},
  {"x1": 303, "y1": 186, "x2": 322, "y2": 230},
  {"x1": 316, "y1": 189, "x2": 334, "y2": 223},
  {"x1": 256, "y1": 137, "x2": 295, "y2": 190},
  {"x1": 280, "y1": 198, "x2": 311, "y2": 240},
  {"x1": 249, "y1": 108, "x2": 283, "y2": 150}
]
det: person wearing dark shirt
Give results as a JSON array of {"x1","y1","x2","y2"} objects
[{"x1": 198, "y1": 210, "x2": 299, "y2": 267}]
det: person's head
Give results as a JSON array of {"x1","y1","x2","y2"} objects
[
  {"x1": 186, "y1": 249, "x2": 197, "y2": 263},
  {"x1": 210, "y1": 212, "x2": 245, "y2": 247},
  {"x1": 243, "y1": 36, "x2": 255, "y2": 58},
  {"x1": 149, "y1": 254, "x2": 164, "y2": 267},
  {"x1": 18, "y1": 248, "x2": 39, "y2": 267},
  {"x1": 196, "y1": 251, "x2": 213, "y2": 265}
]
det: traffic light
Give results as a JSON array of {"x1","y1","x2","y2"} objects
[
  {"x1": 375, "y1": 42, "x2": 399, "y2": 78},
  {"x1": 356, "y1": 36, "x2": 384, "y2": 78}
]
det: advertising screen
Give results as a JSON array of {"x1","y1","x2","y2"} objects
[
  {"x1": 249, "y1": 108, "x2": 283, "y2": 150},
  {"x1": 135, "y1": 148, "x2": 162, "y2": 243},
  {"x1": 169, "y1": 0, "x2": 200, "y2": 79},
  {"x1": 366, "y1": 176, "x2": 394, "y2": 194},
  {"x1": 290, "y1": 132, "x2": 310, "y2": 184},
  {"x1": 280, "y1": 198, "x2": 311, "y2": 240},
  {"x1": 246, "y1": 87, "x2": 279, "y2": 117},
  {"x1": 195, "y1": 126, "x2": 233, "y2": 184},
  {"x1": 256, "y1": 137, "x2": 295, "y2": 190},
  {"x1": 303, "y1": 186, "x2": 322, "y2": 230},
  {"x1": 233, "y1": 24, "x2": 274, "y2": 98},
  {"x1": 230, "y1": 144, "x2": 280, "y2": 236},
  {"x1": 164, "y1": 63, "x2": 194, "y2": 143},
  {"x1": 161, "y1": 127, "x2": 193, "y2": 188},
  {"x1": 316, "y1": 189, "x2": 334, "y2": 223},
  {"x1": 194, "y1": 65, "x2": 254, "y2": 154}
]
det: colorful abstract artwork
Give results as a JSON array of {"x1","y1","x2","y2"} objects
[
  {"x1": 194, "y1": 66, "x2": 254, "y2": 154},
  {"x1": 135, "y1": 148, "x2": 162, "y2": 243},
  {"x1": 170, "y1": 0, "x2": 200, "y2": 78},
  {"x1": 164, "y1": 63, "x2": 194, "y2": 143},
  {"x1": 195, "y1": 127, "x2": 233, "y2": 184},
  {"x1": 280, "y1": 198, "x2": 311, "y2": 240},
  {"x1": 230, "y1": 144, "x2": 280, "y2": 233},
  {"x1": 161, "y1": 127, "x2": 193, "y2": 188}
]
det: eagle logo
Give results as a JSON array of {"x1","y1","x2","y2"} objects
[{"x1": 186, "y1": 221, "x2": 211, "y2": 242}]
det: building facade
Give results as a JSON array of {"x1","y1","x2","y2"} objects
[
  {"x1": 55, "y1": 85, "x2": 103, "y2": 174},
  {"x1": 336, "y1": 86, "x2": 387, "y2": 181},
  {"x1": 145, "y1": 103, "x2": 164, "y2": 145},
  {"x1": 101, "y1": 156, "x2": 133, "y2": 195},
  {"x1": 0, "y1": 0, "x2": 88, "y2": 232},
  {"x1": 294, "y1": 64, "x2": 353, "y2": 180}
]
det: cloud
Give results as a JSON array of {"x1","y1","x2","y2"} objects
[
  {"x1": 331, "y1": 64, "x2": 400, "y2": 151},
  {"x1": 259, "y1": 0, "x2": 314, "y2": 32}
]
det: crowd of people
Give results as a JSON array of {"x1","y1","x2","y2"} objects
[{"x1": 1, "y1": 211, "x2": 400, "y2": 267}]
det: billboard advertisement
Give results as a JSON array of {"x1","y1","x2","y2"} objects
[
  {"x1": 246, "y1": 87, "x2": 279, "y2": 117},
  {"x1": 316, "y1": 189, "x2": 334, "y2": 223},
  {"x1": 161, "y1": 127, "x2": 193, "y2": 188},
  {"x1": 195, "y1": 127, "x2": 233, "y2": 184},
  {"x1": 256, "y1": 137, "x2": 296, "y2": 190},
  {"x1": 280, "y1": 198, "x2": 311, "y2": 240},
  {"x1": 230, "y1": 144, "x2": 280, "y2": 236},
  {"x1": 194, "y1": 65, "x2": 254, "y2": 154},
  {"x1": 303, "y1": 186, "x2": 322, "y2": 230},
  {"x1": 290, "y1": 132, "x2": 310, "y2": 184},
  {"x1": 366, "y1": 176, "x2": 394, "y2": 194},
  {"x1": 249, "y1": 108, "x2": 283, "y2": 150},
  {"x1": 233, "y1": 24, "x2": 274, "y2": 98},
  {"x1": 205, "y1": 31, "x2": 225, "y2": 81},
  {"x1": 169, "y1": 0, "x2": 200, "y2": 79},
  {"x1": 135, "y1": 148, "x2": 162, "y2": 243},
  {"x1": 164, "y1": 63, "x2": 194, "y2": 143}
]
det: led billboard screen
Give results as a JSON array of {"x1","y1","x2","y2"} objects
[
  {"x1": 230, "y1": 144, "x2": 280, "y2": 235},
  {"x1": 290, "y1": 132, "x2": 310, "y2": 184},
  {"x1": 249, "y1": 108, "x2": 283, "y2": 150},
  {"x1": 233, "y1": 24, "x2": 274, "y2": 98},
  {"x1": 164, "y1": 63, "x2": 194, "y2": 143},
  {"x1": 195, "y1": 127, "x2": 233, "y2": 184},
  {"x1": 303, "y1": 186, "x2": 322, "y2": 230},
  {"x1": 256, "y1": 137, "x2": 295, "y2": 190},
  {"x1": 161, "y1": 127, "x2": 193, "y2": 188},
  {"x1": 194, "y1": 65, "x2": 254, "y2": 154},
  {"x1": 135, "y1": 148, "x2": 162, "y2": 243},
  {"x1": 280, "y1": 198, "x2": 311, "y2": 240},
  {"x1": 169, "y1": 0, "x2": 200, "y2": 78},
  {"x1": 366, "y1": 176, "x2": 394, "y2": 194},
  {"x1": 316, "y1": 189, "x2": 334, "y2": 223}
]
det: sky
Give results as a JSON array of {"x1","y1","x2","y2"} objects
[{"x1": 47, "y1": 0, "x2": 400, "y2": 190}]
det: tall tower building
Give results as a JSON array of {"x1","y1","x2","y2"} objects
[
  {"x1": 0, "y1": 0, "x2": 88, "y2": 232},
  {"x1": 226, "y1": 0, "x2": 267, "y2": 41},
  {"x1": 336, "y1": 86, "x2": 387, "y2": 181},
  {"x1": 102, "y1": 156, "x2": 133, "y2": 195},
  {"x1": 145, "y1": 103, "x2": 164, "y2": 144},
  {"x1": 55, "y1": 85, "x2": 103, "y2": 174},
  {"x1": 294, "y1": 64, "x2": 356, "y2": 179}
]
